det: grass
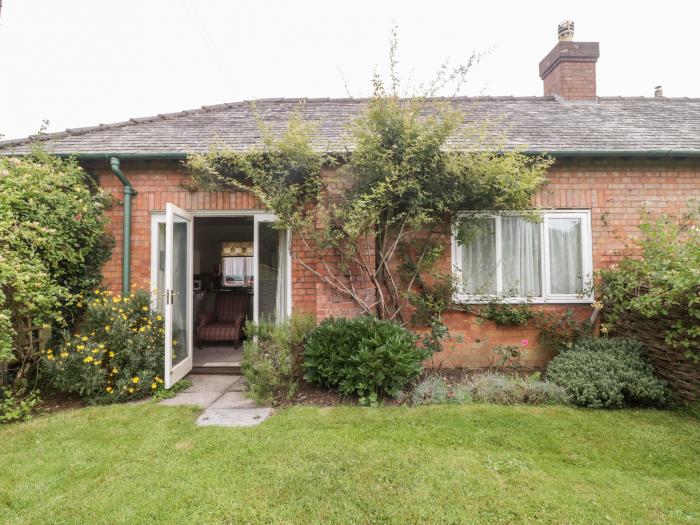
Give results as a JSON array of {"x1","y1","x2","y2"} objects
[{"x1": 1, "y1": 403, "x2": 699, "y2": 524}]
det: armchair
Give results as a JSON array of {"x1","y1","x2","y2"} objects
[{"x1": 196, "y1": 291, "x2": 249, "y2": 345}]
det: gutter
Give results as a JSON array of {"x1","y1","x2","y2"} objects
[
  {"x1": 109, "y1": 157, "x2": 136, "y2": 297},
  {"x1": 521, "y1": 149, "x2": 700, "y2": 158},
  {"x1": 49, "y1": 149, "x2": 700, "y2": 160}
]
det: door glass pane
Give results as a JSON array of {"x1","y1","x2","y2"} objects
[
  {"x1": 257, "y1": 222, "x2": 280, "y2": 323},
  {"x1": 461, "y1": 218, "x2": 496, "y2": 295},
  {"x1": 171, "y1": 219, "x2": 189, "y2": 367},
  {"x1": 501, "y1": 217, "x2": 541, "y2": 297},
  {"x1": 548, "y1": 218, "x2": 582, "y2": 294},
  {"x1": 156, "y1": 222, "x2": 165, "y2": 314}
]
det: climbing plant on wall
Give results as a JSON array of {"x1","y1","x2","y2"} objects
[{"x1": 187, "y1": 34, "x2": 551, "y2": 355}]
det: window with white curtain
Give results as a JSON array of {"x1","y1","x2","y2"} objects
[{"x1": 452, "y1": 210, "x2": 592, "y2": 303}]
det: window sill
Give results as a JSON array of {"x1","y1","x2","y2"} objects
[{"x1": 453, "y1": 295, "x2": 594, "y2": 305}]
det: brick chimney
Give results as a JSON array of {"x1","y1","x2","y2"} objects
[{"x1": 539, "y1": 21, "x2": 600, "y2": 101}]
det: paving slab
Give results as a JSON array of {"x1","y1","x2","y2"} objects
[
  {"x1": 209, "y1": 391, "x2": 257, "y2": 409},
  {"x1": 196, "y1": 408, "x2": 273, "y2": 427},
  {"x1": 159, "y1": 392, "x2": 222, "y2": 408},
  {"x1": 227, "y1": 376, "x2": 248, "y2": 392},
  {"x1": 184, "y1": 374, "x2": 240, "y2": 393}
]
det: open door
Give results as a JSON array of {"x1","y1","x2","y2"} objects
[
  {"x1": 253, "y1": 214, "x2": 290, "y2": 324},
  {"x1": 164, "y1": 203, "x2": 193, "y2": 388}
]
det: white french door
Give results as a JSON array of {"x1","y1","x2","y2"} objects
[
  {"x1": 164, "y1": 203, "x2": 193, "y2": 388},
  {"x1": 253, "y1": 214, "x2": 290, "y2": 324}
]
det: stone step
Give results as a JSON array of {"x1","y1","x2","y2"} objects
[{"x1": 191, "y1": 364, "x2": 242, "y2": 375}]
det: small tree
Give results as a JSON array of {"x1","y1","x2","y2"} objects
[
  {"x1": 0, "y1": 150, "x2": 113, "y2": 390},
  {"x1": 187, "y1": 38, "x2": 551, "y2": 354}
]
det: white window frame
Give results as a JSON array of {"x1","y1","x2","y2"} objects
[{"x1": 451, "y1": 209, "x2": 593, "y2": 304}]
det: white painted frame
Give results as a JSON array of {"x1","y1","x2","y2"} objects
[
  {"x1": 150, "y1": 208, "x2": 292, "y2": 324},
  {"x1": 253, "y1": 213, "x2": 292, "y2": 323},
  {"x1": 164, "y1": 203, "x2": 194, "y2": 388},
  {"x1": 451, "y1": 209, "x2": 593, "y2": 304}
]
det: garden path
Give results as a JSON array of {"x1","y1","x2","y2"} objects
[{"x1": 159, "y1": 374, "x2": 272, "y2": 427}]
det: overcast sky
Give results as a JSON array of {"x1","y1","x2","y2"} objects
[{"x1": 1, "y1": 0, "x2": 698, "y2": 140}]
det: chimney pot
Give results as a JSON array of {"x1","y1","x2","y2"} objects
[
  {"x1": 539, "y1": 22, "x2": 599, "y2": 101},
  {"x1": 654, "y1": 85, "x2": 663, "y2": 97},
  {"x1": 558, "y1": 20, "x2": 575, "y2": 41}
]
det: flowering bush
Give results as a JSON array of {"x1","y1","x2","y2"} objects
[
  {"x1": 43, "y1": 289, "x2": 166, "y2": 403},
  {"x1": 0, "y1": 151, "x2": 113, "y2": 390}
]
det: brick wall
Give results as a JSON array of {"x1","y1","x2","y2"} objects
[
  {"x1": 542, "y1": 61, "x2": 597, "y2": 101},
  {"x1": 89, "y1": 157, "x2": 700, "y2": 368}
]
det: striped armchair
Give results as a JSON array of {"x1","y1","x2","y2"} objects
[{"x1": 197, "y1": 292, "x2": 249, "y2": 344}]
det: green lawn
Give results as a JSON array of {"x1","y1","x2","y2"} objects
[{"x1": 1, "y1": 403, "x2": 699, "y2": 524}]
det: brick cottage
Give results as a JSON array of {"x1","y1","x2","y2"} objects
[{"x1": 2, "y1": 22, "x2": 699, "y2": 385}]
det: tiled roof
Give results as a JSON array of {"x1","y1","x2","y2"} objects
[{"x1": 1, "y1": 96, "x2": 699, "y2": 156}]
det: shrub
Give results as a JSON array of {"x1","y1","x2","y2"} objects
[
  {"x1": 0, "y1": 387, "x2": 41, "y2": 424},
  {"x1": 43, "y1": 289, "x2": 166, "y2": 403},
  {"x1": 242, "y1": 314, "x2": 315, "y2": 405},
  {"x1": 467, "y1": 373, "x2": 569, "y2": 405},
  {"x1": 303, "y1": 316, "x2": 426, "y2": 405},
  {"x1": 546, "y1": 338, "x2": 669, "y2": 408},
  {"x1": 410, "y1": 372, "x2": 569, "y2": 406},
  {"x1": 598, "y1": 208, "x2": 700, "y2": 361},
  {"x1": 411, "y1": 374, "x2": 462, "y2": 405},
  {"x1": 0, "y1": 151, "x2": 113, "y2": 389}
]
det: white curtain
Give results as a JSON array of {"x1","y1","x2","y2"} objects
[
  {"x1": 275, "y1": 230, "x2": 288, "y2": 322},
  {"x1": 461, "y1": 218, "x2": 497, "y2": 295},
  {"x1": 549, "y1": 218, "x2": 582, "y2": 294},
  {"x1": 501, "y1": 217, "x2": 541, "y2": 297}
]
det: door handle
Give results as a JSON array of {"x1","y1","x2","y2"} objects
[{"x1": 164, "y1": 289, "x2": 176, "y2": 305}]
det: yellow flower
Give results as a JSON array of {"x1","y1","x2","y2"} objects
[
  {"x1": 109, "y1": 351, "x2": 115, "y2": 358},
  {"x1": 92, "y1": 348, "x2": 99, "y2": 354},
  {"x1": 156, "y1": 315, "x2": 162, "y2": 321},
  {"x1": 112, "y1": 367, "x2": 118, "y2": 374},
  {"x1": 128, "y1": 387, "x2": 134, "y2": 394},
  {"x1": 60, "y1": 352, "x2": 69, "y2": 358},
  {"x1": 151, "y1": 383, "x2": 157, "y2": 390},
  {"x1": 94, "y1": 290, "x2": 100, "y2": 295},
  {"x1": 83, "y1": 356, "x2": 94, "y2": 363},
  {"x1": 172, "y1": 340, "x2": 178, "y2": 346},
  {"x1": 142, "y1": 306, "x2": 149, "y2": 312},
  {"x1": 113, "y1": 297, "x2": 121, "y2": 304},
  {"x1": 98, "y1": 343, "x2": 105, "y2": 349},
  {"x1": 155, "y1": 376, "x2": 163, "y2": 384},
  {"x1": 76, "y1": 344, "x2": 85, "y2": 351},
  {"x1": 132, "y1": 376, "x2": 140, "y2": 384},
  {"x1": 139, "y1": 326, "x2": 145, "y2": 332},
  {"x1": 106, "y1": 386, "x2": 113, "y2": 393},
  {"x1": 104, "y1": 325, "x2": 111, "y2": 332},
  {"x1": 47, "y1": 355, "x2": 54, "y2": 361},
  {"x1": 81, "y1": 336, "x2": 88, "y2": 342},
  {"x1": 94, "y1": 360, "x2": 102, "y2": 366}
]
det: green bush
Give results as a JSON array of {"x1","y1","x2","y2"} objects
[
  {"x1": 598, "y1": 208, "x2": 700, "y2": 360},
  {"x1": 0, "y1": 387, "x2": 41, "y2": 424},
  {"x1": 242, "y1": 314, "x2": 315, "y2": 405},
  {"x1": 303, "y1": 316, "x2": 426, "y2": 405},
  {"x1": 546, "y1": 338, "x2": 668, "y2": 408},
  {"x1": 43, "y1": 289, "x2": 166, "y2": 403},
  {"x1": 410, "y1": 373, "x2": 569, "y2": 406},
  {"x1": 0, "y1": 152, "x2": 113, "y2": 387}
]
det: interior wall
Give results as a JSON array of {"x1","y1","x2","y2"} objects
[{"x1": 193, "y1": 217, "x2": 253, "y2": 275}]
